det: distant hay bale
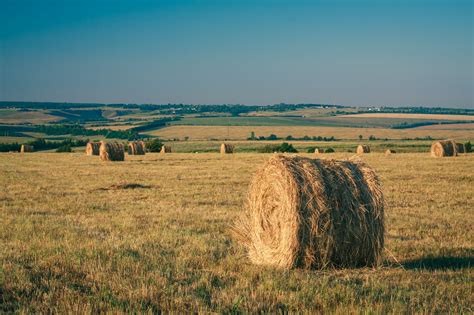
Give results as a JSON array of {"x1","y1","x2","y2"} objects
[
  {"x1": 220, "y1": 143, "x2": 234, "y2": 154},
  {"x1": 20, "y1": 145, "x2": 34, "y2": 153},
  {"x1": 234, "y1": 155, "x2": 384, "y2": 269},
  {"x1": 356, "y1": 145, "x2": 370, "y2": 154},
  {"x1": 430, "y1": 140, "x2": 458, "y2": 157},
  {"x1": 128, "y1": 141, "x2": 146, "y2": 155},
  {"x1": 385, "y1": 149, "x2": 396, "y2": 156},
  {"x1": 455, "y1": 142, "x2": 465, "y2": 154},
  {"x1": 314, "y1": 148, "x2": 324, "y2": 154},
  {"x1": 85, "y1": 142, "x2": 100, "y2": 156},
  {"x1": 160, "y1": 145, "x2": 171, "y2": 154},
  {"x1": 99, "y1": 141, "x2": 125, "y2": 161}
]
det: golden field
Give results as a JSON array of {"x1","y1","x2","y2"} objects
[
  {"x1": 147, "y1": 125, "x2": 474, "y2": 140},
  {"x1": 0, "y1": 110, "x2": 61, "y2": 124},
  {"x1": 1, "y1": 152, "x2": 473, "y2": 312}
]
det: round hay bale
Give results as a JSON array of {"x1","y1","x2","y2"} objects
[
  {"x1": 85, "y1": 142, "x2": 100, "y2": 156},
  {"x1": 20, "y1": 144, "x2": 34, "y2": 153},
  {"x1": 430, "y1": 140, "x2": 457, "y2": 157},
  {"x1": 455, "y1": 142, "x2": 465, "y2": 154},
  {"x1": 99, "y1": 141, "x2": 125, "y2": 161},
  {"x1": 356, "y1": 145, "x2": 370, "y2": 154},
  {"x1": 234, "y1": 155, "x2": 384, "y2": 269},
  {"x1": 314, "y1": 148, "x2": 324, "y2": 154},
  {"x1": 385, "y1": 149, "x2": 396, "y2": 156},
  {"x1": 220, "y1": 143, "x2": 234, "y2": 154},
  {"x1": 160, "y1": 145, "x2": 171, "y2": 154},
  {"x1": 128, "y1": 141, "x2": 146, "y2": 155}
]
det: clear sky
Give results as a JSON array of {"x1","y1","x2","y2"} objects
[{"x1": 0, "y1": 0, "x2": 472, "y2": 108}]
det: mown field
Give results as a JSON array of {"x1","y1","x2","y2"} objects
[
  {"x1": 1, "y1": 152, "x2": 473, "y2": 312},
  {"x1": 136, "y1": 140, "x2": 437, "y2": 153}
]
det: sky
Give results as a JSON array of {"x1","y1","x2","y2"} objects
[{"x1": 0, "y1": 0, "x2": 472, "y2": 108}]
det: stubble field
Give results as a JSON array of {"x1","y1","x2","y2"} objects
[{"x1": 1, "y1": 152, "x2": 473, "y2": 312}]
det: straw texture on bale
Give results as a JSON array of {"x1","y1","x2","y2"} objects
[
  {"x1": 430, "y1": 140, "x2": 458, "y2": 157},
  {"x1": 85, "y1": 142, "x2": 100, "y2": 156},
  {"x1": 99, "y1": 142, "x2": 125, "y2": 161},
  {"x1": 160, "y1": 145, "x2": 171, "y2": 154},
  {"x1": 128, "y1": 141, "x2": 146, "y2": 155},
  {"x1": 455, "y1": 142, "x2": 465, "y2": 154},
  {"x1": 385, "y1": 149, "x2": 396, "y2": 156},
  {"x1": 356, "y1": 145, "x2": 370, "y2": 154},
  {"x1": 234, "y1": 155, "x2": 384, "y2": 270},
  {"x1": 220, "y1": 143, "x2": 234, "y2": 154},
  {"x1": 20, "y1": 145, "x2": 34, "y2": 153},
  {"x1": 314, "y1": 148, "x2": 324, "y2": 154}
]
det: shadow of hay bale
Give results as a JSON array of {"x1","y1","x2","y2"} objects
[
  {"x1": 96, "y1": 183, "x2": 153, "y2": 191},
  {"x1": 402, "y1": 256, "x2": 473, "y2": 270}
]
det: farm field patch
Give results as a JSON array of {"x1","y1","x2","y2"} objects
[
  {"x1": 339, "y1": 113, "x2": 474, "y2": 120},
  {"x1": 147, "y1": 125, "x2": 474, "y2": 140}
]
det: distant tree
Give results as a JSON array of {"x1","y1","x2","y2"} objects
[
  {"x1": 56, "y1": 144, "x2": 72, "y2": 152},
  {"x1": 259, "y1": 142, "x2": 298, "y2": 153},
  {"x1": 325, "y1": 147, "x2": 335, "y2": 153},
  {"x1": 369, "y1": 135, "x2": 376, "y2": 141},
  {"x1": 285, "y1": 135, "x2": 294, "y2": 140},
  {"x1": 278, "y1": 142, "x2": 297, "y2": 153},
  {"x1": 359, "y1": 135, "x2": 363, "y2": 140},
  {"x1": 249, "y1": 131, "x2": 256, "y2": 140},
  {"x1": 465, "y1": 141, "x2": 472, "y2": 153},
  {"x1": 145, "y1": 139, "x2": 164, "y2": 152},
  {"x1": 302, "y1": 135, "x2": 311, "y2": 141},
  {"x1": 267, "y1": 134, "x2": 278, "y2": 140}
]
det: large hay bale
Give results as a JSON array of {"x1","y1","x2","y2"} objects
[
  {"x1": 455, "y1": 142, "x2": 465, "y2": 154},
  {"x1": 128, "y1": 141, "x2": 146, "y2": 155},
  {"x1": 234, "y1": 155, "x2": 384, "y2": 269},
  {"x1": 99, "y1": 142, "x2": 125, "y2": 161},
  {"x1": 356, "y1": 145, "x2": 370, "y2": 154},
  {"x1": 160, "y1": 145, "x2": 171, "y2": 154},
  {"x1": 385, "y1": 149, "x2": 396, "y2": 156},
  {"x1": 314, "y1": 148, "x2": 324, "y2": 154},
  {"x1": 220, "y1": 143, "x2": 234, "y2": 154},
  {"x1": 430, "y1": 140, "x2": 458, "y2": 157},
  {"x1": 85, "y1": 142, "x2": 100, "y2": 156},
  {"x1": 20, "y1": 145, "x2": 34, "y2": 153}
]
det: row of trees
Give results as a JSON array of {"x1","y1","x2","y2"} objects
[
  {"x1": 0, "y1": 138, "x2": 89, "y2": 152},
  {"x1": 248, "y1": 132, "x2": 337, "y2": 141}
]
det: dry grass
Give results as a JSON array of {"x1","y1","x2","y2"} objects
[
  {"x1": 0, "y1": 153, "x2": 473, "y2": 312},
  {"x1": 339, "y1": 113, "x2": 474, "y2": 120},
  {"x1": 234, "y1": 155, "x2": 384, "y2": 269},
  {"x1": 147, "y1": 125, "x2": 474, "y2": 140}
]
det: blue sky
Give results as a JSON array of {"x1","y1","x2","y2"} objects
[{"x1": 0, "y1": 0, "x2": 472, "y2": 108}]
